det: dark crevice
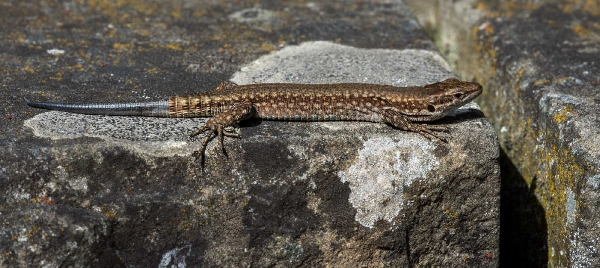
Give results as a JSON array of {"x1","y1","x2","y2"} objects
[{"x1": 405, "y1": 228, "x2": 412, "y2": 268}]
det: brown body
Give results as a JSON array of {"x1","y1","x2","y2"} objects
[
  {"x1": 169, "y1": 81, "x2": 479, "y2": 122},
  {"x1": 26, "y1": 78, "x2": 483, "y2": 161}
]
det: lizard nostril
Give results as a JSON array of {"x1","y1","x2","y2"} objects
[
  {"x1": 454, "y1": 93, "x2": 463, "y2": 99},
  {"x1": 427, "y1": 105, "x2": 436, "y2": 112}
]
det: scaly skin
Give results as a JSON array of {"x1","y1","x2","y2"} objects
[{"x1": 25, "y1": 78, "x2": 483, "y2": 162}]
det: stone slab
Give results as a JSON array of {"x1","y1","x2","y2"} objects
[
  {"x1": 406, "y1": 0, "x2": 600, "y2": 266},
  {"x1": 1, "y1": 1, "x2": 499, "y2": 266}
]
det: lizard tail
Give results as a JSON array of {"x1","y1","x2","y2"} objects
[{"x1": 24, "y1": 97, "x2": 170, "y2": 117}]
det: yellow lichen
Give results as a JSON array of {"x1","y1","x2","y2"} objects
[
  {"x1": 562, "y1": 0, "x2": 600, "y2": 16},
  {"x1": 553, "y1": 77, "x2": 569, "y2": 84},
  {"x1": 50, "y1": 71, "x2": 64, "y2": 82},
  {"x1": 113, "y1": 43, "x2": 133, "y2": 52},
  {"x1": 570, "y1": 24, "x2": 591, "y2": 37},
  {"x1": 163, "y1": 43, "x2": 182, "y2": 51},
  {"x1": 533, "y1": 79, "x2": 550, "y2": 86},
  {"x1": 553, "y1": 106, "x2": 573, "y2": 123},
  {"x1": 515, "y1": 69, "x2": 525, "y2": 81},
  {"x1": 517, "y1": 123, "x2": 585, "y2": 266},
  {"x1": 146, "y1": 67, "x2": 159, "y2": 74},
  {"x1": 475, "y1": 2, "x2": 488, "y2": 11},
  {"x1": 259, "y1": 43, "x2": 274, "y2": 52},
  {"x1": 21, "y1": 66, "x2": 35, "y2": 73},
  {"x1": 444, "y1": 209, "x2": 458, "y2": 218},
  {"x1": 180, "y1": 223, "x2": 191, "y2": 230},
  {"x1": 101, "y1": 206, "x2": 117, "y2": 218},
  {"x1": 542, "y1": 142, "x2": 583, "y2": 265}
]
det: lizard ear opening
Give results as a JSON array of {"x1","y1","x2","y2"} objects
[{"x1": 427, "y1": 105, "x2": 436, "y2": 112}]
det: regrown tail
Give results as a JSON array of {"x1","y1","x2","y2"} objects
[{"x1": 24, "y1": 97, "x2": 170, "y2": 117}]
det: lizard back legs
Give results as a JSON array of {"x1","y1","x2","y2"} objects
[{"x1": 190, "y1": 101, "x2": 255, "y2": 163}]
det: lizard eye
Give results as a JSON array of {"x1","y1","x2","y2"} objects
[
  {"x1": 454, "y1": 93, "x2": 463, "y2": 99},
  {"x1": 427, "y1": 105, "x2": 436, "y2": 112}
]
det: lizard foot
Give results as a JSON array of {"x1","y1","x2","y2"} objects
[
  {"x1": 380, "y1": 109, "x2": 449, "y2": 142},
  {"x1": 190, "y1": 121, "x2": 239, "y2": 164},
  {"x1": 188, "y1": 101, "x2": 254, "y2": 167},
  {"x1": 413, "y1": 124, "x2": 448, "y2": 142}
]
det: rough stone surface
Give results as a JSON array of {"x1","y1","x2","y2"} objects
[
  {"x1": 1, "y1": 1, "x2": 498, "y2": 267},
  {"x1": 406, "y1": 0, "x2": 600, "y2": 266}
]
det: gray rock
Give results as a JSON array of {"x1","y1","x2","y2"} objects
[
  {"x1": 2, "y1": 1, "x2": 498, "y2": 267},
  {"x1": 406, "y1": 0, "x2": 600, "y2": 266}
]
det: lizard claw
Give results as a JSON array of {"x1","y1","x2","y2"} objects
[
  {"x1": 191, "y1": 121, "x2": 236, "y2": 166},
  {"x1": 416, "y1": 124, "x2": 448, "y2": 142},
  {"x1": 190, "y1": 125, "x2": 209, "y2": 138}
]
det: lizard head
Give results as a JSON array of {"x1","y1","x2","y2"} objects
[{"x1": 401, "y1": 78, "x2": 483, "y2": 121}]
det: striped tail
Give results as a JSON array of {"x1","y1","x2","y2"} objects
[{"x1": 24, "y1": 97, "x2": 170, "y2": 117}]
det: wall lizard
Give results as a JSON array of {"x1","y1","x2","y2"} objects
[{"x1": 25, "y1": 78, "x2": 483, "y2": 161}]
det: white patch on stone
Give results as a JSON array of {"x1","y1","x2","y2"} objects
[
  {"x1": 159, "y1": 245, "x2": 192, "y2": 268},
  {"x1": 12, "y1": 192, "x2": 31, "y2": 201},
  {"x1": 47, "y1": 49, "x2": 65, "y2": 55},
  {"x1": 570, "y1": 228, "x2": 598, "y2": 268},
  {"x1": 586, "y1": 174, "x2": 600, "y2": 189},
  {"x1": 337, "y1": 137, "x2": 440, "y2": 228},
  {"x1": 66, "y1": 241, "x2": 78, "y2": 250},
  {"x1": 68, "y1": 177, "x2": 89, "y2": 193},
  {"x1": 566, "y1": 188, "x2": 576, "y2": 224}
]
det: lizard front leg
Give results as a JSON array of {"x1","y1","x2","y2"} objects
[
  {"x1": 380, "y1": 109, "x2": 448, "y2": 141},
  {"x1": 190, "y1": 101, "x2": 255, "y2": 163}
]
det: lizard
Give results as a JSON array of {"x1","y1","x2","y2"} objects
[{"x1": 25, "y1": 78, "x2": 483, "y2": 162}]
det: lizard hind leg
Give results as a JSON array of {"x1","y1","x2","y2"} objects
[{"x1": 190, "y1": 101, "x2": 255, "y2": 163}]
